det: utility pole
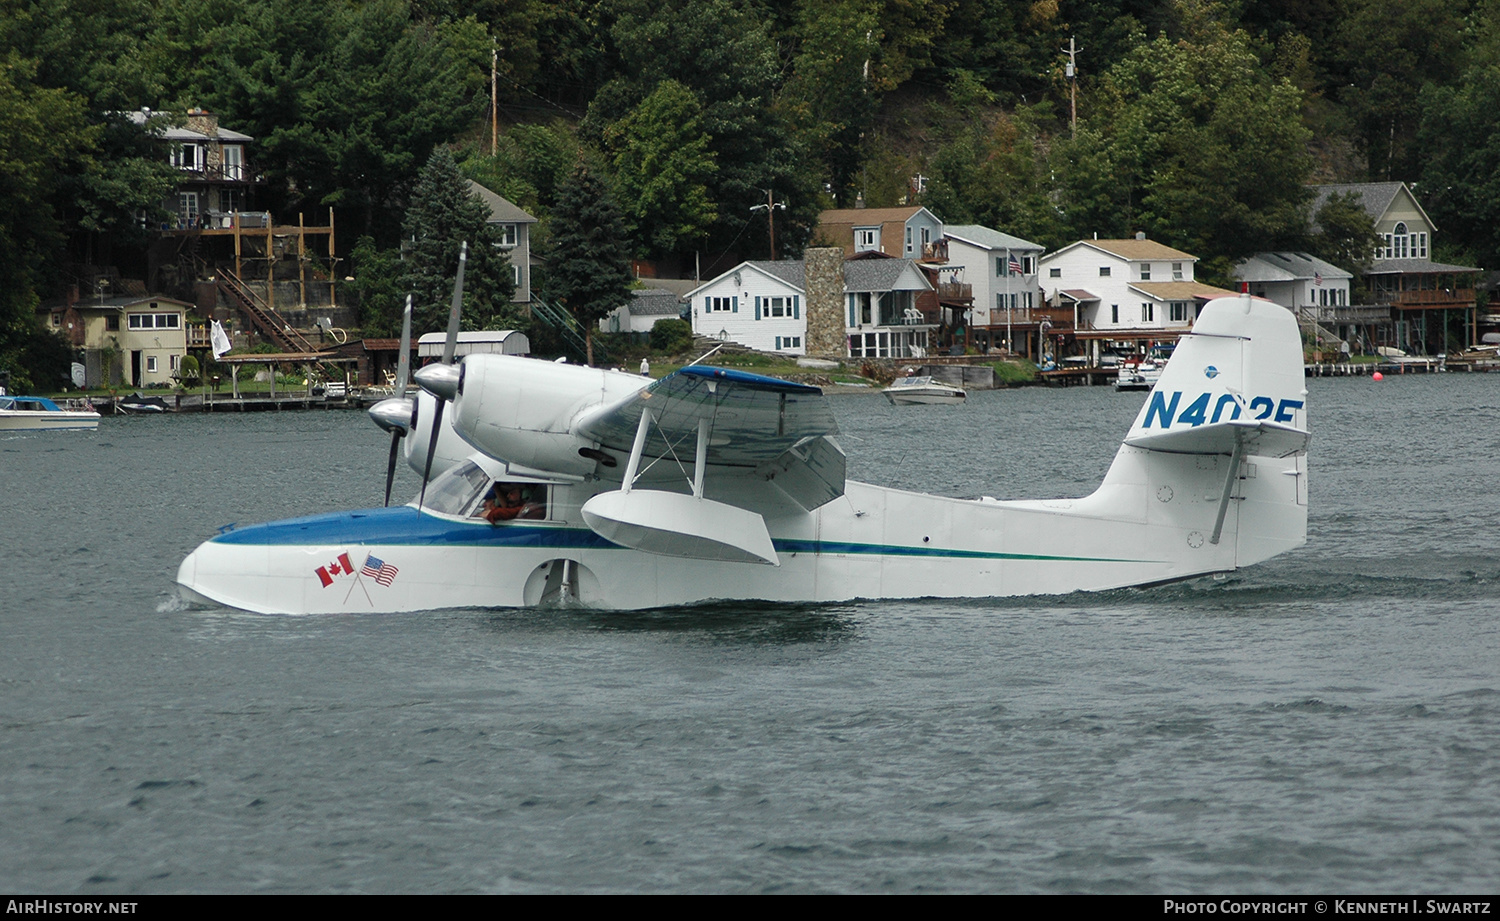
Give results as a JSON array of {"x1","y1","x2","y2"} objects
[
  {"x1": 491, "y1": 41, "x2": 499, "y2": 156},
  {"x1": 1065, "y1": 36, "x2": 1080, "y2": 138},
  {"x1": 749, "y1": 189, "x2": 786, "y2": 260}
]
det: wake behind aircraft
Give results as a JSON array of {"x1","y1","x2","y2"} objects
[{"x1": 177, "y1": 293, "x2": 1309, "y2": 615}]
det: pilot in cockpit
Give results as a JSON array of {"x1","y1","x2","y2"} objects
[{"x1": 480, "y1": 482, "x2": 545, "y2": 524}]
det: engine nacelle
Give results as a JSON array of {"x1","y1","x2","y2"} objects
[{"x1": 451, "y1": 354, "x2": 651, "y2": 476}]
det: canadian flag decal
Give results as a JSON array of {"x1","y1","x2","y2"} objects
[{"x1": 315, "y1": 552, "x2": 356, "y2": 588}]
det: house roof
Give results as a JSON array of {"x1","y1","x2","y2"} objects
[
  {"x1": 124, "y1": 110, "x2": 252, "y2": 142},
  {"x1": 844, "y1": 258, "x2": 932, "y2": 293},
  {"x1": 1309, "y1": 182, "x2": 1437, "y2": 233},
  {"x1": 42, "y1": 295, "x2": 195, "y2": 312},
  {"x1": 1129, "y1": 281, "x2": 1241, "y2": 301},
  {"x1": 628, "y1": 288, "x2": 684, "y2": 316},
  {"x1": 1234, "y1": 252, "x2": 1354, "y2": 283},
  {"x1": 683, "y1": 260, "x2": 806, "y2": 300},
  {"x1": 1366, "y1": 258, "x2": 1480, "y2": 275},
  {"x1": 1087, "y1": 239, "x2": 1195, "y2": 261},
  {"x1": 1058, "y1": 289, "x2": 1100, "y2": 302},
  {"x1": 944, "y1": 224, "x2": 1043, "y2": 252},
  {"x1": 818, "y1": 206, "x2": 931, "y2": 226},
  {"x1": 466, "y1": 180, "x2": 537, "y2": 224}
]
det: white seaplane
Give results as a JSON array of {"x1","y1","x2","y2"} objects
[{"x1": 177, "y1": 253, "x2": 1309, "y2": 614}]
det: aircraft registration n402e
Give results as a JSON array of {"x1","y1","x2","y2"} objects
[{"x1": 177, "y1": 295, "x2": 1309, "y2": 614}]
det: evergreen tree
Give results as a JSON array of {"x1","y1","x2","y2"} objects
[
  {"x1": 400, "y1": 147, "x2": 514, "y2": 334},
  {"x1": 547, "y1": 164, "x2": 632, "y2": 366}
]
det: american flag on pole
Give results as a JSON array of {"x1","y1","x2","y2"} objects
[
  {"x1": 361, "y1": 554, "x2": 400, "y2": 587},
  {"x1": 1008, "y1": 254, "x2": 1024, "y2": 275},
  {"x1": 1314, "y1": 271, "x2": 1323, "y2": 286}
]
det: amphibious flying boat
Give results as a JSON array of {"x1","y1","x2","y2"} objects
[{"x1": 177, "y1": 269, "x2": 1309, "y2": 614}]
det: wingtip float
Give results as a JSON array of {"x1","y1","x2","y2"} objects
[{"x1": 178, "y1": 294, "x2": 1308, "y2": 615}]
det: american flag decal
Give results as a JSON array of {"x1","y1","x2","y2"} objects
[{"x1": 361, "y1": 554, "x2": 399, "y2": 587}]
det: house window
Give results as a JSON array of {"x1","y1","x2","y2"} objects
[
  {"x1": 1049, "y1": 267, "x2": 1061, "y2": 278},
  {"x1": 996, "y1": 256, "x2": 1005, "y2": 277},
  {"x1": 51, "y1": 312, "x2": 62, "y2": 327},
  {"x1": 765, "y1": 296, "x2": 789, "y2": 318},
  {"x1": 222, "y1": 145, "x2": 244, "y2": 180},
  {"x1": 1023, "y1": 291, "x2": 1033, "y2": 310},
  {"x1": 1099, "y1": 266, "x2": 1111, "y2": 277},
  {"x1": 1111, "y1": 304, "x2": 1119, "y2": 324},
  {"x1": 170, "y1": 354, "x2": 181, "y2": 372},
  {"x1": 1417, "y1": 232, "x2": 1428, "y2": 258},
  {"x1": 513, "y1": 264, "x2": 522, "y2": 287},
  {"x1": 905, "y1": 226, "x2": 913, "y2": 254},
  {"x1": 496, "y1": 224, "x2": 517, "y2": 247},
  {"x1": 127, "y1": 313, "x2": 182, "y2": 330},
  {"x1": 855, "y1": 228, "x2": 879, "y2": 252},
  {"x1": 171, "y1": 143, "x2": 200, "y2": 170},
  {"x1": 775, "y1": 336, "x2": 802, "y2": 350},
  {"x1": 705, "y1": 296, "x2": 735, "y2": 313},
  {"x1": 1141, "y1": 302, "x2": 1154, "y2": 322},
  {"x1": 1140, "y1": 263, "x2": 1152, "y2": 281},
  {"x1": 106, "y1": 315, "x2": 119, "y2": 331},
  {"x1": 1170, "y1": 301, "x2": 1189, "y2": 322},
  {"x1": 221, "y1": 188, "x2": 242, "y2": 214},
  {"x1": 146, "y1": 356, "x2": 158, "y2": 373},
  {"x1": 1022, "y1": 255, "x2": 1035, "y2": 274},
  {"x1": 179, "y1": 192, "x2": 199, "y2": 226},
  {"x1": 1172, "y1": 262, "x2": 1184, "y2": 280}
]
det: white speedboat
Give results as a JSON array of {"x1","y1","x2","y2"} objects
[
  {"x1": 0, "y1": 395, "x2": 101, "y2": 432},
  {"x1": 882, "y1": 375, "x2": 966, "y2": 405},
  {"x1": 1115, "y1": 359, "x2": 1164, "y2": 391}
]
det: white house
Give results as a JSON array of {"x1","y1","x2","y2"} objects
[
  {"x1": 943, "y1": 225, "x2": 1044, "y2": 349},
  {"x1": 1039, "y1": 237, "x2": 1236, "y2": 334},
  {"x1": 1233, "y1": 252, "x2": 1353, "y2": 315},
  {"x1": 842, "y1": 257, "x2": 936, "y2": 358},
  {"x1": 600, "y1": 288, "x2": 685, "y2": 334},
  {"x1": 686, "y1": 261, "x2": 808, "y2": 354},
  {"x1": 685, "y1": 255, "x2": 936, "y2": 358}
]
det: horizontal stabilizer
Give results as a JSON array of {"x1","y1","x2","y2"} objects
[
  {"x1": 1125, "y1": 418, "x2": 1309, "y2": 458},
  {"x1": 581, "y1": 489, "x2": 779, "y2": 565}
]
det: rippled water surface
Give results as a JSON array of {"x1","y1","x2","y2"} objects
[{"x1": 1, "y1": 374, "x2": 1497, "y2": 893}]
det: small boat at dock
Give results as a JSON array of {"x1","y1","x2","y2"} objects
[
  {"x1": 883, "y1": 374, "x2": 966, "y2": 405},
  {"x1": 1115, "y1": 359, "x2": 1165, "y2": 391},
  {"x1": 0, "y1": 394, "x2": 101, "y2": 432}
]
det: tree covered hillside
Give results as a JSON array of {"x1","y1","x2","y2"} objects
[{"x1": 2, "y1": 0, "x2": 1498, "y2": 384}]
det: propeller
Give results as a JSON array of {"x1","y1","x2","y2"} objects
[
  {"x1": 368, "y1": 294, "x2": 414, "y2": 506},
  {"x1": 411, "y1": 241, "x2": 468, "y2": 509}
]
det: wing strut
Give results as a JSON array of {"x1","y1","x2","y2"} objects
[{"x1": 621, "y1": 408, "x2": 653, "y2": 494}]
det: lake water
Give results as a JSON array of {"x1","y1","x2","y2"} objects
[{"x1": 1, "y1": 375, "x2": 1497, "y2": 893}]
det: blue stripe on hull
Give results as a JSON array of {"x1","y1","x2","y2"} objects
[{"x1": 210, "y1": 507, "x2": 1156, "y2": 565}]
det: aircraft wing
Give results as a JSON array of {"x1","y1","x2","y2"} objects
[{"x1": 574, "y1": 366, "x2": 845, "y2": 510}]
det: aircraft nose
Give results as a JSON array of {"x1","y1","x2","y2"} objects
[{"x1": 413, "y1": 362, "x2": 462, "y2": 401}]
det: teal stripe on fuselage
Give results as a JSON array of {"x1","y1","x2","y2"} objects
[{"x1": 210, "y1": 506, "x2": 1156, "y2": 564}]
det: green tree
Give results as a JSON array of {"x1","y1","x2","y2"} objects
[
  {"x1": 400, "y1": 148, "x2": 515, "y2": 334},
  {"x1": 1309, "y1": 192, "x2": 1378, "y2": 279},
  {"x1": 1061, "y1": 17, "x2": 1313, "y2": 280},
  {"x1": 0, "y1": 56, "x2": 95, "y2": 393},
  {"x1": 547, "y1": 164, "x2": 632, "y2": 366},
  {"x1": 606, "y1": 80, "x2": 718, "y2": 259}
]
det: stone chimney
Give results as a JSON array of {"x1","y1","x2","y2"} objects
[
  {"x1": 185, "y1": 107, "x2": 218, "y2": 137},
  {"x1": 804, "y1": 247, "x2": 846, "y2": 359}
]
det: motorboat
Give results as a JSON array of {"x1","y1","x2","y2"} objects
[
  {"x1": 1115, "y1": 359, "x2": 1165, "y2": 391},
  {"x1": 0, "y1": 394, "x2": 101, "y2": 432},
  {"x1": 882, "y1": 375, "x2": 966, "y2": 405}
]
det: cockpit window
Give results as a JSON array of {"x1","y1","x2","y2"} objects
[{"x1": 413, "y1": 460, "x2": 491, "y2": 516}]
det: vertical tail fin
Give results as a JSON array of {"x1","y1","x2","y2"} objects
[{"x1": 1095, "y1": 295, "x2": 1308, "y2": 569}]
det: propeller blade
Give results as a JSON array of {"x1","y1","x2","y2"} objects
[
  {"x1": 442, "y1": 241, "x2": 467, "y2": 365},
  {"x1": 383, "y1": 431, "x2": 401, "y2": 507},
  {"x1": 395, "y1": 293, "x2": 413, "y2": 399},
  {"x1": 418, "y1": 244, "x2": 467, "y2": 511}
]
